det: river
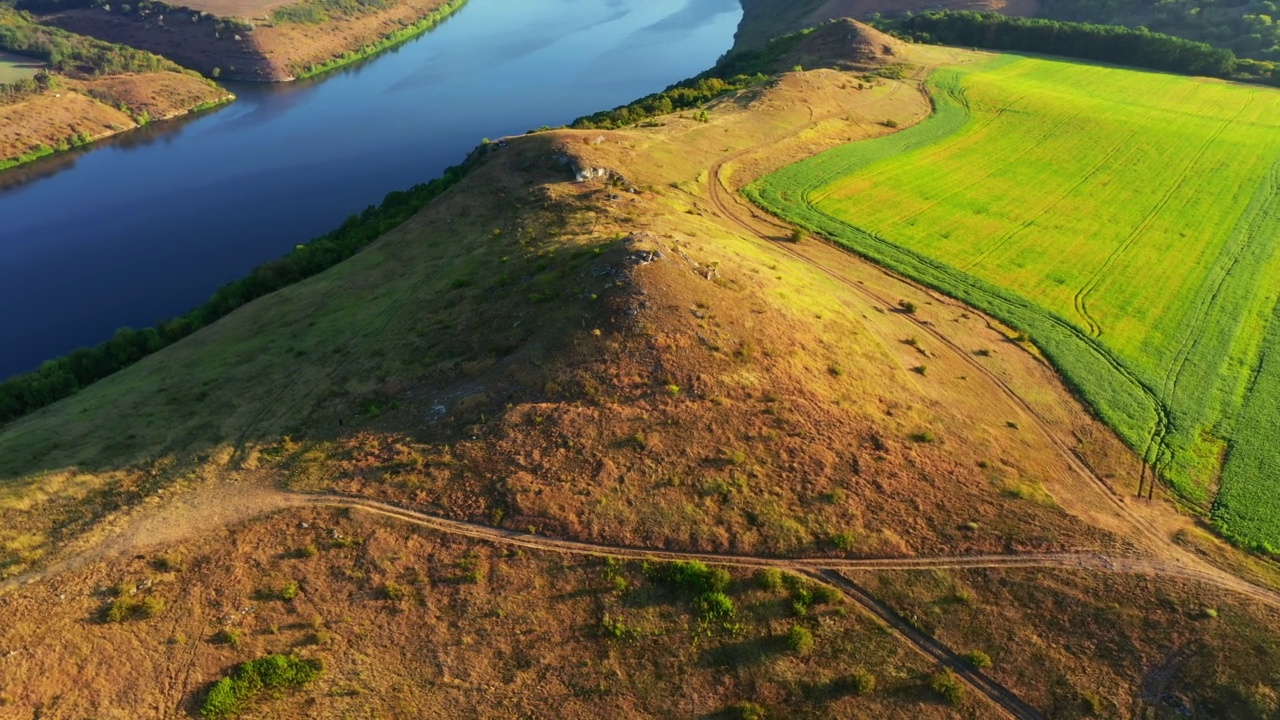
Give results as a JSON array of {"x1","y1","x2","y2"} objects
[{"x1": 0, "y1": 0, "x2": 743, "y2": 379}]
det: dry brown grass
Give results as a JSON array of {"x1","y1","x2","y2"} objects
[
  {"x1": 0, "y1": 507, "x2": 977, "y2": 719},
  {"x1": 0, "y1": 72, "x2": 227, "y2": 165}
]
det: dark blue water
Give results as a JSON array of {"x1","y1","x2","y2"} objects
[{"x1": 0, "y1": 0, "x2": 742, "y2": 378}]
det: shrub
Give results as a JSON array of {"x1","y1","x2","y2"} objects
[
  {"x1": 809, "y1": 585, "x2": 841, "y2": 605},
  {"x1": 731, "y1": 702, "x2": 767, "y2": 720},
  {"x1": 292, "y1": 545, "x2": 319, "y2": 559},
  {"x1": 755, "y1": 568, "x2": 783, "y2": 591},
  {"x1": 930, "y1": 670, "x2": 965, "y2": 705},
  {"x1": 199, "y1": 654, "x2": 321, "y2": 719},
  {"x1": 963, "y1": 650, "x2": 992, "y2": 669},
  {"x1": 786, "y1": 625, "x2": 814, "y2": 655},
  {"x1": 601, "y1": 614, "x2": 638, "y2": 641},
  {"x1": 840, "y1": 668, "x2": 877, "y2": 696},
  {"x1": 909, "y1": 431, "x2": 937, "y2": 443},
  {"x1": 695, "y1": 591, "x2": 736, "y2": 622},
  {"x1": 101, "y1": 595, "x2": 164, "y2": 623},
  {"x1": 279, "y1": 582, "x2": 299, "y2": 601},
  {"x1": 382, "y1": 582, "x2": 407, "y2": 601},
  {"x1": 657, "y1": 561, "x2": 730, "y2": 595},
  {"x1": 830, "y1": 532, "x2": 857, "y2": 551},
  {"x1": 898, "y1": 300, "x2": 918, "y2": 314},
  {"x1": 211, "y1": 628, "x2": 241, "y2": 648}
]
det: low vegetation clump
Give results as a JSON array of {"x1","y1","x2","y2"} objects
[
  {"x1": 929, "y1": 670, "x2": 965, "y2": 705},
  {"x1": 838, "y1": 668, "x2": 877, "y2": 696},
  {"x1": 729, "y1": 701, "x2": 767, "y2": 720},
  {"x1": 963, "y1": 650, "x2": 992, "y2": 669},
  {"x1": 199, "y1": 654, "x2": 321, "y2": 719},
  {"x1": 100, "y1": 594, "x2": 164, "y2": 623},
  {"x1": 786, "y1": 624, "x2": 814, "y2": 655}
]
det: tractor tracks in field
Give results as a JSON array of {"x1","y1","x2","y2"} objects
[
  {"x1": 1145, "y1": 153, "x2": 1280, "y2": 498},
  {"x1": 1071, "y1": 91, "x2": 1257, "y2": 340}
]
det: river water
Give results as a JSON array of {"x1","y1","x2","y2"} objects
[{"x1": 0, "y1": 0, "x2": 742, "y2": 379}]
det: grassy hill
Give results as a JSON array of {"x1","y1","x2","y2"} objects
[{"x1": 5, "y1": 19, "x2": 1280, "y2": 720}]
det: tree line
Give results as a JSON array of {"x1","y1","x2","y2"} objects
[
  {"x1": 571, "y1": 74, "x2": 769, "y2": 130},
  {"x1": 1040, "y1": 0, "x2": 1280, "y2": 64},
  {"x1": 874, "y1": 11, "x2": 1243, "y2": 78},
  {"x1": 0, "y1": 155, "x2": 478, "y2": 425},
  {"x1": 570, "y1": 26, "x2": 819, "y2": 130},
  {"x1": 0, "y1": 4, "x2": 183, "y2": 77}
]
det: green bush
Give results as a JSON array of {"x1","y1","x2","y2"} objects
[
  {"x1": 786, "y1": 625, "x2": 814, "y2": 655},
  {"x1": 655, "y1": 560, "x2": 730, "y2": 595},
  {"x1": 730, "y1": 701, "x2": 767, "y2": 720},
  {"x1": 695, "y1": 591, "x2": 736, "y2": 622},
  {"x1": 211, "y1": 628, "x2": 241, "y2": 648},
  {"x1": 930, "y1": 670, "x2": 965, "y2": 705},
  {"x1": 755, "y1": 567, "x2": 783, "y2": 591},
  {"x1": 963, "y1": 650, "x2": 992, "y2": 669},
  {"x1": 840, "y1": 668, "x2": 877, "y2": 696},
  {"x1": 199, "y1": 654, "x2": 321, "y2": 719},
  {"x1": 101, "y1": 594, "x2": 164, "y2": 623}
]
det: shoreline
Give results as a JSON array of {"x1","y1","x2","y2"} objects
[
  {"x1": 0, "y1": 87, "x2": 235, "y2": 173},
  {"x1": 0, "y1": 0, "x2": 467, "y2": 170}
]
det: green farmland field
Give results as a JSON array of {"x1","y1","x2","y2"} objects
[
  {"x1": 747, "y1": 56, "x2": 1280, "y2": 552},
  {"x1": 0, "y1": 51, "x2": 41, "y2": 84}
]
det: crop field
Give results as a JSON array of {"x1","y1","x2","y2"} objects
[
  {"x1": 0, "y1": 51, "x2": 41, "y2": 84},
  {"x1": 747, "y1": 56, "x2": 1280, "y2": 552}
]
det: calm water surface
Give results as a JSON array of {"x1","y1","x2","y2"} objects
[{"x1": 0, "y1": 0, "x2": 742, "y2": 378}]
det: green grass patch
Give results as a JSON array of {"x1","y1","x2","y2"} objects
[
  {"x1": 199, "y1": 654, "x2": 321, "y2": 719},
  {"x1": 0, "y1": 50, "x2": 40, "y2": 83},
  {"x1": 747, "y1": 54, "x2": 1280, "y2": 550}
]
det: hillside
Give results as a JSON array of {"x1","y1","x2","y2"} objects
[
  {"x1": 4, "y1": 19, "x2": 1280, "y2": 719},
  {"x1": 0, "y1": 5, "x2": 232, "y2": 167},
  {"x1": 25, "y1": 0, "x2": 464, "y2": 80}
]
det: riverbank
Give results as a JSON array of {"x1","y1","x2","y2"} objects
[
  {"x1": 37, "y1": 0, "x2": 466, "y2": 81},
  {"x1": 0, "y1": 72, "x2": 234, "y2": 171}
]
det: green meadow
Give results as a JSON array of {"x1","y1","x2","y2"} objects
[
  {"x1": 0, "y1": 50, "x2": 41, "y2": 84},
  {"x1": 747, "y1": 55, "x2": 1280, "y2": 552}
]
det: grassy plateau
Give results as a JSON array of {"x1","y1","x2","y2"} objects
[{"x1": 747, "y1": 55, "x2": 1280, "y2": 552}]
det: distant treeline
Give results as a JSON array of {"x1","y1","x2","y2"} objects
[
  {"x1": 571, "y1": 74, "x2": 768, "y2": 130},
  {"x1": 1039, "y1": 0, "x2": 1280, "y2": 64},
  {"x1": 0, "y1": 4, "x2": 184, "y2": 77},
  {"x1": 0, "y1": 156, "x2": 478, "y2": 424},
  {"x1": 874, "y1": 11, "x2": 1248, "y2": 79},
  {"x1": 570, "y1": 27, "x2": 817, "y2": 130}
]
